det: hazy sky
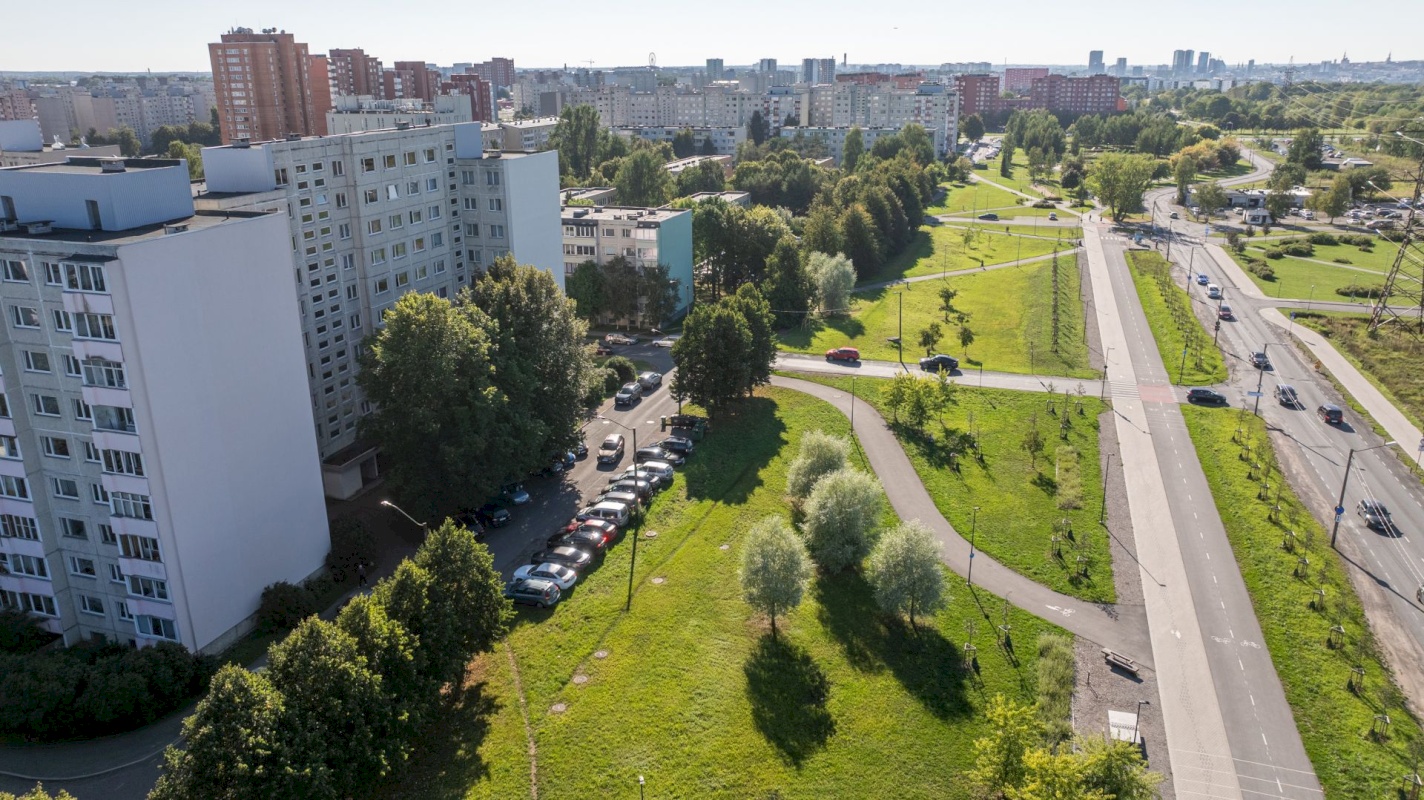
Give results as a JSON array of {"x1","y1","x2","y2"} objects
[{"x1": 8, "y1": 0, "x2": 1422, "y2": 72}]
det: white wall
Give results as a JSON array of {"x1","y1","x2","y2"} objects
[
  {"x1": 0, "y1": 163, "x2": 194, "y2": 230},
  {"x1": 201, "y1": 145, "x2": 278, "y2": 193},
  {"x1": 0, "y1": 120, "x2": 44, "y2": 151},
  {"x1": 114, "y1": 214, "x2": 328, "y2": 651},
  {"x1": 502, "y1": 151, "x2": 563, "y2": 289}
]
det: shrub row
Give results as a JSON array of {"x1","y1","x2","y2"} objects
[{"x1": 1335, "y1": 284, "x2": 1386, "y2": 299}]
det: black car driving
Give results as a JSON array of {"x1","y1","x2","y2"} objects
[{"x1": 919, "y1": 354, "x2": 959, "y2": 372}]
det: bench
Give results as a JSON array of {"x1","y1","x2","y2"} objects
[{"x1": 1102, "y1": 648, "x2": 1140, "y2": 676}]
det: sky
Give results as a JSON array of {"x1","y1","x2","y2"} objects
[{"x1": 7, "y1": 0, "x2": 1424, "y2": 73}]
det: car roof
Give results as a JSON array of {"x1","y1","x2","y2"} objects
[
  {"x1": 1320, "y1": 403, "x2": 1341, "y2": 411},
  {"x1": 593, "y1": 500, "x2": 628, "y2": 511},
  {"x1": 602, "y1": 434, "x2": 622, "y2": 445}
]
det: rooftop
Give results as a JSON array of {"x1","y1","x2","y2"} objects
[
  {"x1": 0, "y1": 210, "x2": 270, "y2": 247},
  {"x1": 561, "y1": 205, "x2": 688, "y2": 224},
  {"x1": 2, "y1": 156, "x2": 182, "y2": 176}
]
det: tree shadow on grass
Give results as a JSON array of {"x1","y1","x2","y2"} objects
[
  {"x1": 680, "y1": 396, "x2": 787, "y2": 506},
  {"x1": 744, "y1": 634, "x2": 836, "y2": 767},
  {"x1": 814, "y1": 572, "x2": 972, "y2": 720},
  {"x1": 377, "y1": 678, "x2": 497, "y2": 800}
]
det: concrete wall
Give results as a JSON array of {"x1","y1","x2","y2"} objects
[
  {"x1": 201, "y1": 144, "x2": 278, "y2": 193},
  {"x1": 114, "y1": 214, "x2": 328, "y2": 651},
  {"x1": 502, "y1": 151, "x2": 563, "y2": 288},
  {"x1": 657, "y1": 210, "x2": 694, "y2": 315},
  {"x1": 0, "y1": 164, "x2": 194, "y2": 230}
]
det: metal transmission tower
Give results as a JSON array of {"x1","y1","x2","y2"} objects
[{"x1": 1368, "y1": 132, "x2": 1424, "y2": 337}]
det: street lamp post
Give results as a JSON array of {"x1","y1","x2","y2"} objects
[
  {"x1": 1331, "y1": 441, "x2": 1396, "y2": 548},
  {"x1": 1100, "y1": 453, "x2": 1114, "y2": 522},
  {"x1": 1307, "y1": 283, "x2": 1316, "y2": 312},
  {"x1": 850, "y1": 376, "x2": 856, "y2": 430},
  {"x1": 1133, "y1": 699, "x2": 1151, "y2": 745},
  {"x1": 897, "y1": 289, "x2": 905, "y2": 370},
  {"x1": 380, "y1": 500, "x2": 428, "y2": 533},
  {"x1": 599, "y1": 416, "x2": 642, "y2": 611},
  {"x1": 1251, "y1": 344, "x2": 1268, "y2": 416},
  {"x1": 638, "y1": 775, "x2": 645, "y2": 800},
  {"x1": 967, "y1": 506, "x2": 982, "y2": 586}
]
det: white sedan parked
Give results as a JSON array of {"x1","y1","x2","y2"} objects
[{"x1": 514, "y1": 563, "x2": 578, "y2": 591}]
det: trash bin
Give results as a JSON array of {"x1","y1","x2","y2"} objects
[{"x1": 660, "y1": 416, "x2": 667, "y2": 431}]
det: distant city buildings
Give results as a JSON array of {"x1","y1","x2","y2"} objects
[
  {"x1": 955, "y1": 73, "x2": 1121, "y2": 118},
  {"x1": 1088, "y1": 51, "x2": 1105, "y2": 75},
  {"x1": 1004, "y1": 68, "x2": 1050, "y2": 93},
  {"x1": 209, "y1": 28, "x2": 329, "y2": 143}
]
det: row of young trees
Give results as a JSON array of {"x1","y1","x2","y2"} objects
[
  {"x1": 151, "y1": 521, "x2": 512, "y2": 800},
  {"x1": 357, "y1": 257, "x2": 592, "y2": 519}
]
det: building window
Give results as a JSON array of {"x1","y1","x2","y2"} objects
[
  {"x1": 79, "y1": 595, "x2": 105, "y2": 615},
  {"x1": 63, "y1": 263, "x2": 106, "y2": 292},
  {"x1": 53, "y1": 310, "x2": 72, "y2": 333},
  {"x1": 10, "y1": 306, "x2": 39, "y2": 328},
  {"x1": 73, "y1": 398, "x2": 92, "y2": 421},
  {"x1": 127, "y1": 575, "x2": 168, "y2": 601},
  {"x1": 489, "y1": 198, "x2": 503, "y2": 212},
  {"x1": 486, "y1": 171, "x2": 501, "y2": 186},
  {"x1": 67, "y1": 556, "x2": 96, "y2": 577},
  {"x1": 43, "y1": 262, "x2": 63, "y2": 285},
  {"x1": 31, "y1": 394, "x2": 60, "y2": 417},
  {"x1": 389, "y1": 213, "x2": 404, "y2": 230},
  {"x1": 429, "y1": 204, "x2": 441, "y2": 219},
  {"x1": 0, "y1": 515, "x2": 38, "y2": 540},
  {"x1": 82, "y1": 359, "x2": 126, "y2": 389},
  {"x1": 331, "y1": 160, "x2": 343, "y2": 176},
  {"x1": 374, "y1": 278, "x2": 390, "y2": 295},
  {"x1": 383, "y1": 155, "x2": 397, "y2": 169},
  {"x1": 392, "y1": 243, "x2": 407, "y2": 259},
  {"x1": 489, "y1": 224, "x2": 505, "y2": 239},
  {"x1": 99, "y1": 523, "x2": 116, "y2": 545},
  {"x1": 0, "y1": 475, "x2": 28, "y2": 500},
  {"x1": 52, "y1": 478, "x2": 80, "y2": 499},
  {"x1": 120, "y1": 534, "x2": 162, "y2": 562},
  {"x1": 109, "y1": 563, "x2": 124, "y2": 584},
  {"x1": 74, "y1": 313, "x2": 117, "y2": 340},
  {"x1": 335, "y1": 192, "x2": 348, "y2": 208},
  {"x1": 361, "y1": 157, "x2": 376, "y2": 173},
  {"x1": 364, "y1": 189, "x2": 379, "y2": 205},
  {"x1": 386, "y1": 184, "x2": 400, "y2": 201},
  {"x1": 102, "y1": 449, "x2": 144, "y2": 477},
  {"x1": 22, "y1": 351, "x2": 50, "y2": 373},
  {"x1": 2, "y1": 260, "x2": 29, "y2": 282},
  {"x1": 91, "y1": 483, "x2": 109, "y2": 505},
  {"x1": 367, "y1": 219, "x2": 382, "y2": 236},
  {"x1": 137, "y1": 615, "x2": 178, "y2": 640},
  {"x1": 41, "y1": 436, "x2": 69, "y2": 458},
  {"x1": 409, "y1": 209, "x2": 423, "y2": 225},
  {"x1": 93, "y1": 405, "x2": 135, "y2": 433},
  {"x1": 370, "y1": 248, "x2": 386, "y2": 265},
  {"x1": 350, "y1": 313, "x2": 361, "y2": 330},
  {"x1": 10, "y1": 554, "x2": 47, "y2": 579},
  {"x1": 341, "y1": 254, "x2": 355, "y2": 270},
  {"x1": 62, "y1": 354, "x2": 81, "y2": 377},
  {"x1": 394, "y1": 271, "x2": 409, "y2": 287},
  {"x1": 406, "y1": 180, "x2": 419, "y2": 195},
  {"x1": 61, "y1": 517, "x2": 86, "y2": 539}
]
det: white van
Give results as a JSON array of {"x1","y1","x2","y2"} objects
[
  {"x1": 1206, "y1": 283, "x2": 1222, "y2": 299},
  {"x1": 582, "y1": 500, "x2": 631, "y2": 528}
]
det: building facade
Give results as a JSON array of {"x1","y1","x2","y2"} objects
[
  {"x1": 777, "y1": 125, "x2": 896, "y2": 165},
  {"x1": 198, "y1": 122, "x2": 560, "y2": 497},
  {"x1": 328, "y1": 48, "x2": 385, "y2": 98},
  {"x1": 325, "y1": 94, "x2": 474, "y2": 135},
  {"x1": 560, "y1": 205, "x2": 693, "y2": 321},
  {"x1": 209, "y1": 28, "x2": 329, "y2": 143},
  {"x1": 0, "y1": 157, "x2": 329, "y2": 652},
  {"x1": 1003, "y1": 68, "x2": 1049, "y2": 93}
]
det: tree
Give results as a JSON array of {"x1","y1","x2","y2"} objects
[
  {"x1": 636, "y1": 262, "x2": 682, "y2": 326},
  {"x1": 1015, "y1": 747, "x2": 1094, "y2": 800},
  {"x1": 671, "y1": 127, "x2": 696, "y2": 158},
  {"x1": 1264, "y1": 189, "x2": 1293, "y2": 224},
  {"x1": 761, "y1": 236, "x2": 815, "y2": 327},
  {"x1": 1173, "y1": 154, "x2": 1196, "y2": 205},
  {"x1": 806, "y1": 251, "x2": 856, "y2": 315},
  {"x1": 699, "y1": 136, "x2": 717, "y2": 156},
  {"x1": 670, "y1": 290, "x2": 774, "y2": 418},
  {"x1": 1022, "y1": 415, "x2": 1045, "y2": 469},
  {"x1": 801, "y1": 468, "x2": 884, "y2": 572},
  {"x1": 688, "y1": 199, "x2": 793, "y2": 298},
  {"x1": 1307, "y1": 174, "x2": 1351, "y2": 222},
  {"x1": 614, "y1": 148, "x2": 674, "y2": 207},
  {"x1": 356, "y1": 293, "x2": 507, "y2": 519},
  {"x1": 747, "y1": 110, "x2": 770, "y2": 146},
  {"x1": 334, "y1": 594, "x2": 425, "y2": 740},
  {"x1": 724, "y1": 283, "x2": 778, "y2": 392},
  {"x1": 1078, "y1": 737, "x2": 1164, "y2": 800},
  {"x1": 963, "y1": 114, "x2": 986, "y2": 144},
  {"x1": 265, "y1": 618, "x2": 393, "y2": 797},
  {"x1": 786, "y1": 430, "x2": 851, "y2": 500},
  {"x1": 1286, "y1": 128, "x2": 1324, "y2": 170},
  {"x1": 843, "y1": 126, "x2": 864, "y2": 173},
  {"x1": 959, "y1": 323, "x2": 976, "y2": 358},
  {"x1": 1086, "y1": 152, "x2": 1157, "y2": 221},
  {"x1": 1000, "y1": 135, "x2": 1015, "y2": 178},
  {"x1": 0, "y1": 787, "x2": 76, "y2": 800},
  {"x1": 840, "y1": 204, "x2": 883, "y2": 279},
  {"x1": 88, "y1": 126, "x2": 140, "y2": 157},
  {"x1": 565, "y1": 260, "x2": 607, "y2": 321},
  {"x1": 968, "y1": 695, "x2": 1044, "y2": 794},
  {"x1": 404, "y1": 520, "x2": 513, "y2": 687},
  {"x1": 1269, "y1": 162, "x2": 1307, "y2": 191},
  {"x1": 918, "y1": 321, "x2": 943, "y2": 357},
  {"x1": 1026, "y1": 147, "x2": 1052, "y2": 183},
  {"x1": 1194, "y1": 181, "x2": 1229, "y2": 220},
  {"x1": 801, "y1": 202, "x2": 843, "y2": 257},
  {"x1": 739, "y1": 516, "x2": 812, "y2": 637},
  {"x1": 150, "y1": 666, "x2": 310, "y2": 800},
  {"x1": 674, "y1": 158, "x2": 726, "y2": 197},
  {"x1": 547, "y1": 104, "x2": 607, "y2": 181},
  {"x1": 867, "y1": 521, "x2": 947, "y2": 631},
  {"x1": 937, "y1": 284, "x2": 958, "y2": 321}
]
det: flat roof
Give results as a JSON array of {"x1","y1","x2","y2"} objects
[
  {"x1": 561, "y1": 204, "x2": 687, "y2": 224},
  {"x1": 2, "y1": 157, "x2": 183, "y2": 175},
  {"x1": 0, "y1": 210, "x2": 270, "y2": 247}
]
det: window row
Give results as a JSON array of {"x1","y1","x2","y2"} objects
[{"x1": 1, "y1": 260, "x2": 107, "y2": 293}]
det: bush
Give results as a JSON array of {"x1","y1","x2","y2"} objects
[
  {"x1": 0, "y1": 609, "x2": 55, "y2": 654},
  {"x1": 1036, "y1": 633, "x2": 1076, "y2": 745},
  {"x1": 327, "y1": 517, "x2": 376, "y2": 584},
  {"x1": 1248, "y1": 261, "x2": 1276, "y2": 281},
  {"x1": 257, "y1": 581, "x2": 319, "y2": 633},
  {"x1": 1263, "y1": 249, "x2": 1285, "y2": 260},
  {"x1": 1332, "y1": 257, "x2": 1352, "y2": 264},
  {"x1": 1338, "y1": 233, "x2": 1373, "y2": 248},
  {"x1": 1308, "y1": 232, "x2": 1339, "y2": 246},
  {"x1": 1274, "y1": 239, "x2": 1313, "y2": 257},
  {"x1": 1335, "y1": 284, "x2": 1386, "y2": 298},
  {"x1": 604, "y1": 355, "x2": 636, "y2": 384},
  {"x1": 1032, "y1": 201, "x2": 1055, "y2": 209}
]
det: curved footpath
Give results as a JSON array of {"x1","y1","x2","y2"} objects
[{"x1": 769, "y1": 374, "x2": 1153, "y2": 664}]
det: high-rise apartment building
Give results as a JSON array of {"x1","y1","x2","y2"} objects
[
  {"x1": 1028, "y1": 74, "x2": 1121, "y2": 115},
  {"x1": 1114, "y1": 57, "x2": 1128, "y2": 77},
  {"x1": 392, "y1": 62, "x2": 441, "y2": 102},
  {"x1": 1197, "y1": 52, "x2": 1212, "y2": 75},
  {"x1": 801, "y1": 58, "x2": 837, "y2": 85},
  {"x1": 197, "y1": 122, "x2": 560, "y2": 496},
  {"x1": 758, "y1": 58, "x2": 778, "y2": 75},
  {"x1": 471, "y1": 58, "x2": 515, "y2": 88},
  {"x1": 1004, "y1": 68, "x2": 1050, "y2": 93},
  {"x1": 1088, "y1": 51, "x2": 1105, "y2": 75},
  {"x1": 705, "y1": 58, "x2": 725, "y2": 81},
  {"x1": 952, "y1": 73, "x2": 1002, "y2": 117},
  {"x1": 1172, "y1": 49, "x2": 1195, "y2": 76},
  {"x1": 327, "y1": 48, "x2": 385, "y2": 98},
  {"x1": 446, "y1": 73, "x2": 496, "y2": 122},
  {"x1": 0, "y1": 157, "x2": 329, "y2": 651},
  {"x1": 208, "y1": 28, "x2": 328, "y2": 143}
]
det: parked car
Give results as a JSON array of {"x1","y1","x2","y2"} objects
[
  {"x1": 919, "y1": 354, "x2": 959, "y2": 373},
  {"x1": 504, "y1": 578, "x2": 562, "y2": 608},
  {"x1": 635, "y1": 446, "x2": 684, "y2": 466},
  {"x1": 636, "y1": 461, "x2": 676, "y2": 481},
  {"x1": 604, "y1": 333, "x2": 637, "y2": 345},
  {"x1": 1187, "y1": 388, "x2": 1228, "y2": 405},
  {"x1": 1217, "y1": 304, "x2": 1233, "y2": 320},
  {"x1": 1317, "y1": 403, "x2": 1344, "y2": 425},
  {"x1": 597, "y1": 434, "x2": 625, "y2": 464},
  {"x1": 528, "y1": 546, "x2": 595, "y2": 572},
  {"x1": 653, "y1": 335, "x2": 681, "y2": 348},
  {"x1": 452, "y1": 511, "x2": 486, "y2": 537},
  {"x1": 575, "y1": 441, "x2": 589, "y2": 459},
  {"x1": 578, "y1": 500, "x2": 632, "y2": 528},
  {"x1": 595, "y1": 490, "x2": 643, "y2": 511},
  {"x1": 1357, "y1": 499, "x2": 1394, "y2": 531},
  {"x1": 658, "y1": 435, "x2": 695, "y2": 455},
  {"x1": 1249, "y1": 352, "x2": 1271, "y2": 370},
  {"x1": 514, "y1": 563, "x2": 578, "y2": 592},
  {"x1": 1196, "y1": 273, "x2": 1210, "y2": 285},
  {"x1": 637, "y1": 371, "x2": 663, "y2": 391},
  {"x1": 668, "y1": 414, "x2": 708, "y2": 430},
  {"x1": 614, "y1": 382, "x2": 643, "y2": 406},
  {"x1": 609, "y1": 478, "x2": 655, "y2": 500},
  {"x1": 561, "y1": 518, "x2": 619, "y2": 541},
  {"x1": 825, "y1": 347, "x2": 860, "y2": 363},
  {"x1": 613, "y1": 467, "x2": 665, "y2": 490},
  {"x1": 475, "y1": 502, "x2": 511, "y2": 528},
  {"x1": 977, "y1": 212, "x2": 999, "y2": 221},
  {"x1": 594, "y1": 344, "x2": 614, "y2": 357},
  {"x1": 502, "y1": 483, "x2": 530, "y2": 505},
  {"x1": 547, "y1": 528, "x2": 611, "y2": 556},
  {"x1": 1274, "y1": 384, "x2": 1299, "y2": 407}
]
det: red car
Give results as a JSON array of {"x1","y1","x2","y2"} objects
[
  {"x1": 555, "y1": 518, "x2": 618, "y2": 544},
  {"x1": 825, "y1": 347, "x2": 860, "y2": 363}
]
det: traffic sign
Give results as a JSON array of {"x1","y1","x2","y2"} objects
[{"x1": 1335, "y1": 505, "x2": 1345, "y2": 516}]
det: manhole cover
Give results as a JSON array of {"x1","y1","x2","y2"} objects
[
  {"x1": 573, "y1": 674, "x2": 589, "y2": 685},
  {"x1": 644, "y1": 530, "x2": 659, "y2": 539},
  {"x1": 719, "y1": 544, "x2": 730, "y2": 551},
  {"x1": 550, "y1": 703, "x2": 567, "y2": 714},
  {"x1": 594, "y1": 649, "x2": 609, "y2": 659},
  {"x1": 651, "y1": 577, "x2": 665, "y2": 585}
]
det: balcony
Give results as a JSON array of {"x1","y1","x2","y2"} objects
[
  {"x1": 101, "y1": 473, "x2": 149, "y2": 497},
  {"x1": 62, "y1": 292, "x2": 114, "y2": 316},
  {"x1": 118, "y1": 556, "x2": 167, "y2": 583},
  {"x1": 82, "y1": 385, "x2": 131, "y2": 410}
]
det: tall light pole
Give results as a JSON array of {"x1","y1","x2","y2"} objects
[
  {"x1": 897, "y1": 288, "x2": 905, "y2": 370},
  {"x1": 850, "y1": 375, "x2": 857, "y2": 430},
  {"x1": 1133, "y1": 699, "x2": 1151, "y2": 745},
  {"x1": 1251, "y1": 343, "x2": 1268, "y2": 416},
  {"x1": 599, "y1": 416, "x2": 643, "y2": 611},
  {"x1": 380, "y1": 500, "x2": 428, "y2": 533},
  {"x1": 1307, "y1": 283, "x2": 1316, "y2": 312},
  {"x1": 1331, "y1": 441, "x2": 1396, "y2": 548},
  {"x1": 967, "y1": 506, "x2": 981, "y2": 586},
  {"x1": 1100, "y1": 454, "x2": 1114, "y2": 522}
]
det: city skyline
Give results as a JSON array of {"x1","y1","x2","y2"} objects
[{"x1": 6, "y1": 0, "x2": 1422, "y2": 73}]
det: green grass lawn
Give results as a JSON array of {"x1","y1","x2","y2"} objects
[
  {"x1": 1230, "y1": 240, "x2": 1399, "y2": 304},
  {"x1": 1296, "y1": 311, "x2": 1424, "y2": 431},
  {"x1": 1182, "y1": 407, "x2": 1422, "y2": 800},
  {"x1": 979, "y1": 152, "x2": 1057, "y2": 198},
  {"x1": 927, "y1": 181, "x2": 1025, "y2": 216},
  {"x1": 383, "y1": 387, "x2": 1062, "y2": 798},
  {"x1": 1198, "y1": 157, "x2": 1255, "y2": 179},
  {"x1": 1124, "y1": 251, "x2": 1228, "y2": 385},
  {"x1": 940, "y1": 222, "x2": 1081, "y2": 240},
  {"x1": 781, "y1": 253, "x2": 1096, "y2": 379},
  {"x1": 863, "y1": 225, "x2": 1071, "y2": 285},
  {"x1": 784, "y1": 375, "x2": 1113, "y2": 603}
]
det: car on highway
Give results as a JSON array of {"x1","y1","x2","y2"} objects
[
  {"x1": 825, "y1": 347, "x2": 860, "y2": 363},
  {"x1": 1187, "y1": 388, "x2": 1228, "y2": 405},
  {"x1": 1218, "y1": 304, "x2": 1233, "y2": 320},
  {"x1": 1196, "y1": 273, "x2": 1210, "y2": 285},
  {"x1": 1207, "y1": 283, "x2": 1222, "y2": 299},
  {"x1": 597, "y1": 434, "x2": 625, "y2": 464},
  {"x1": 1317, "y1": 403, "x2": 1344, "y2": 425},
  {"x1": 614, "y1": 382, "x2": 643, "y2": 406},
  {"x1": 604, "y1": 333, "x2": 638, "y2": 345},
  {"x1": 919, "y1": 354, "x2": 960, "y2": 373},
  {"x1": 475, "y1": 502, "x2": 511, "y2": 528},
  {"x1": 658, "y1": 435, "x2": 695, "y2": 455},
  {"x1": 1249, "y1": 352, "x2": 1271, "y2": 370},
  {"x1": 1048, "y1": 212, "x2": 1058, "y2": 221},
  {"x1": 637, "y1": 371, "x2": 663, "y2": 391},
  {"x1": 635, "y1": 446, "x2": 684, "y2": 466},
  {"x1": 513, "y1": 563, "x2": 578, "y2": 592},
  {"x1": 1274, "y1": 384, "x2": 1299, "y2": 407},
  {"x1": 528, "y1": 545, "x2": 595, "y2": 572},
  {"x1": 504, "y1": 578, "x2": 562, "y2": 608},
  {"x1": 1357, "y1": 499, "x2": 1394, "y2": 531},
  {"x1": 653, "y1": 335, "x2": 681, "y2": 348},
  {"x1": 977, "y1": 212, "x2": 999, "y2": 221}
]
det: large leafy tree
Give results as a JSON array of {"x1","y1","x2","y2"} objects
[
  {"x1": 671, "y1": 300, "x2": 762, "y2": 418},
  {"x1": 760, "y1": 236, "x2": 814, "y2": 327},
  {"x1": 1086, "y1": 152, "x2": 1157, "y2": 221},
  {"x1": 840, "y1": 204, "x2": 883, "y2": 279},
  {"x1": 1172, "y1": 154, "x2": 1196, "y2": 205},
  {"x1": 739, "y1": 516, "x2": 812, "y2": 637},
  {"x1": 723, "y1": 284, "x2": 778, "y2": 393},
  {"x1": 801, "y1": 468, "x2": 884, "y2": 572},
  {"x1": 547, "y1": 104, "x2": 606, "y2": 181},
  {"x1": 334, "y1": 594, "x2": 425, "y2": 741},
  {"x1": 843, "y1": 126, "x2": 864, "y2": 173},
  {"x1": 689, "y1": 199, "x2": 792, "y2": 299},
  {"x1": 968, "y1": 695, "x2": 1044, "y2": 793},
  {"x1": 785, "y1": 430, "x2": 850, "y2": 500},
  {"x1": 962, "y1": 114, "x2": 985, "y2": 144},
  {"x1": 806, "y1": 252, "x2": 855, "y2": 316},
  {"x1": 565, "y1": 260, "x2": 607, "y2": 321},
  {"x1": 671, "y1": 127, "x2": 696, "y2": 158},
  {"x1": 801, "y1": 202, "x2": 843, "y2": 257},
  {"x1": 674, "y1": 159, "x2": 726, "y2": 197},
  {"x1": 867, "y1": 521, "x2": 946, "y2": 631},
  {"x1": 467, "y1": 256, "x2": 592, "y2": 475},
  {"x1": 747, "y1": 110, "x2": 769, "y2": 145},
  {"x1": 614, "y1": 148, "x2": 674, "y2": 207},
  {"x1": 1194, "y1": 181, "x2": 1229, "y2": 220},
  {"x1": 1285, "y1": 127, "x2": 1324, "y2": 170},
  {"x1": 356, "y1": 293, "x2": 508, "y2": 519}
]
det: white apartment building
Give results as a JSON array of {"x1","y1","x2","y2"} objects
[
  {"x1": 497, "y1": 117, "x2": 559, "y2": 151},
  {"x1": 778, "y1": 126, "x2": 898, "y2": 165},
  {"x1": 560, "y1": 205, "x2": 694, "y2": 320},
  {"x1": 326, "y1": 94, "x2": 474, "y2": 135},
  {"x1": 806, "y1": 82, "x2": 959, "y2": 157},
  {"x1": 0, "y1": 157, "x2": 329, "y2": 652},
  {"x1": 197, "y1": 122, "x2": 560, "y2": 499},
  {"x1": 0, "y1": 120, "x2": 120, "y2": 168},
  {"x1": 614, "y1": 127, "x2": 745, "y2": 157}
]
